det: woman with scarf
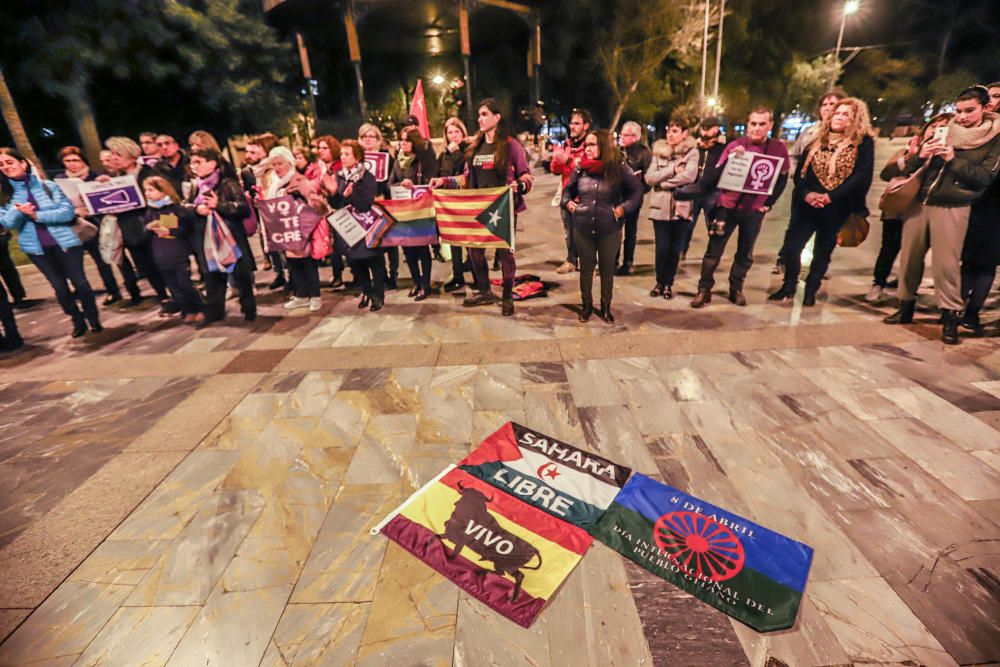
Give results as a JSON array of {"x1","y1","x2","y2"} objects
[
  {"x1": 264, "y1": 146, "x2": 325, "y2": 313},
  {"x1": 329, "y1": 140, "x2": 383, "y2": 311},
  {"x1": 102, "y1": 137, "x2": 169, "y2": 307},
  {"x1": 358, "y1": 124, "x2": 400, "y2": 290},
  {"x1": 389, "y1": 128, "x2": 438, "y2": 300},
  {"x1": 645, "y1": 120, "x2": 699, "y2": 300},
  {"x1": 429, "y1": 98, "x2": 533, "y2": 317},
  {"x1": 143, "y1": 176, "x2": 204, "y2": 325},
  {"x1": 58, "y1": 145, "x2": 123, "y2": 305},
  {"x1": 0, "y1": 148, "x2": 102, "y2": 338},
  {"x1": 439, "y1": 117, "x2": 471, "y2": 292},
  {"x1": 561, "y1": 130, "x2": 643, "y2": 322},
  {"x1": 882, "y1": 86, "x2": 1000, "y2": 343},
  {"x1": 314, "y1": 135, "x2": 345, "y2": 288},
  {"x1": 184, "y1": 148, "x2": 256, "y2": 324},
  {"x1": 768, "y1": 98, "x2": 875, "y2": 307}
]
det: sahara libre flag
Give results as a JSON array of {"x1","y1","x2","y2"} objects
[
  {"x1": 459, "y1": 422, "x2": 630, "y2": 530},
  {"x1": 375, "y1": 466, "x2": 592, "y2": 628},
  {"x1": 370, "y1": 196, "x2": 439, "y2": 247},
  {"x1": 591, "y1": 474, "x2": 813, "y2": 632},
  {"x1": 434, "y1": 186, "x2": 515, "y2": 250}
]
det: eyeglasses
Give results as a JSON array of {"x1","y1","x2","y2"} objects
[
  {"x1": 583, "y1": 142, "x2": 599, "y2": 147},
  {"x1": 361, "y1": 134, "x2": 378, "y2": 139}
]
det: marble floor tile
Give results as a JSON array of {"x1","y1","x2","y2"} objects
[
  {"x1": 879, "y1": 385, "x2": 1000, "y2": 452},
  {"x1": 125, "y1": 489, "x2": 265, "y2": 606},
  {"x1": 0, "y1": 610, "x2": 29, "y2": 645},
  {"x1": 416, "y1": 385, "x2": 474, "y2": 445},
  {"x1": 354, "y1": 543, "x2": 458, "y2": 667},
  {"x1": 732, "y1": 595, "x2": 851, "y2": 667},
  {"x1": 578, "y1": 404, "x2": 658, "y2": 475},
  {"x1": 259, "y1": 603, "x2": 371, "y2": 667},
  {"x1": 620, "y1": 377, "x2": 695, "y2": 436},
  {"x1": 564, "y1": 359, "x2": 627, "y2": 407},
  {"x1": 522, "y1": 388, "x2": 585, "y2": 444},
  {"x1": 315, "y1": 392, "x2": 373, "y2": 448},
  {"x1": 472, "y1": 363, "x2": 524, "y2": 412},
  {"x1": 452, "y1": 594, "x2": 551, "y2": 667},
  {"x1": 74, "y1": 605, "x2": 199, "y2": 667},
  {"x1": 0, "y1": 581, "x2": 132, "y2": 664},
  {"x1": 68, "y1": 539, "x2": 171, "y2": 587},
  {"x1": 291, "y1": 484, "x2": 403, "y2": 604}
]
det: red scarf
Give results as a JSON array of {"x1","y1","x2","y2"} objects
[{"x1": 579, "y1": 157, "x2": 604, "y2": 176}]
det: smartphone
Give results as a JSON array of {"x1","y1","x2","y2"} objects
[{"x1": 932, "y1": 125, "x2": 949, "y2": 144}]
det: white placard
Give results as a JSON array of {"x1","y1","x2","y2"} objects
[
  {"x1": 54, "y1": 178, "x2": 87, "y2": 215},
  {"x1": 328, "y1": 207, "x2": 367, "y2": 247},
  {"x1": 717, "y1": 151, "x2": 784, "y2": 196}
]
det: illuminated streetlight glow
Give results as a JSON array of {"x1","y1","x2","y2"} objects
[
  {"x1": 844, "y1": 0, "x2": 860, "y2": 15},
  {"x1": 431, "y1": 74, "x2": 445, "y2": 85}
]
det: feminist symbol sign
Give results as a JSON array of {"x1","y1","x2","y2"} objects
[
  {"x1": 718, "y1": 151, "x2": 785, "y2": 196},
  {"x1": 257, "y1": 195, "x2": 323, "y2": 255},
  {"x1": 749, "y1": 160, "x2": 776, "y2": 191}
]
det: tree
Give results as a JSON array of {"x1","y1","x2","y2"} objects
[
  {"x1": 784, "y1": 55, "x2": 841, "y2": 113},
  {"x1": 0, "y1": 66, "x2": 41, "y2": 170},
  {"x1": 842, "y1": 50, "x2": 926, "y2": 125},
  {"x1": 595, "y1": 0, "x2": 714, "y2": 130}
]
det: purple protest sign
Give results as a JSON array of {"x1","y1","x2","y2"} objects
[
  {"x1": 78, "y1": 176, "x2": 145, "y2": 215},
  {"x1": 364, "y1": 151, "x2": 390, "y2": 182},
  {"x1": 717, "y1": 152, "x2": 785, "y2": 196},
  {"x1": 257, "y1": 195, "x2": 323, "y2": 255}
]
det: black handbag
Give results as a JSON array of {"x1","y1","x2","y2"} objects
[{"x1": 674, "y1": 182, "x2": 704, "y2": 201}]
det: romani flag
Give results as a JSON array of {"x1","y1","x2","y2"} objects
[
  {"x1": 375, "y1": 466, "x2": 592, "y2": 628},
  {"x1": 370, "y1": 196, "x2": 439, "y2": 247},
  {"x1": 433, "y1": 185, "x2": 515, "y2": 250},
  {"x1": 590, "y1": 474, "x2": 814, "y2": 632},
  {"x1": 459, "y1": 422, "x2": 630, "y2": 530}
]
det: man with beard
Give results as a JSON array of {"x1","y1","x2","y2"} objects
[
  {"x1": 550, "y1": 109, "x2": 591, "y2": 274},
  {"x1": 682, "y1": 116, "x2": 727, "y2": 259},
  {"x1": 243, "y1": 133, "x2": 286, "y2": 290}
]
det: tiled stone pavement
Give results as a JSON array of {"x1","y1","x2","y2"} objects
[{"x1": 1, "y1": 143, "x2": 998, "y2": 665}]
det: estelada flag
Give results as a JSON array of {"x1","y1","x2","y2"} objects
[
  {"x1": 590, "y1": 473, "x2": 813, "y2": 632},
  {"x1": 370, "y1": 195, "x2": 439, "y2": 247},
  {"x1": 376, "y1": 466, "x2": 592, "y2": 628},
  {"x1": 459, "y1": 422, "x2": 630, "y2": 530},
  {"x1": 434, "y1": 186, "x2": 515, "y2": 250}
]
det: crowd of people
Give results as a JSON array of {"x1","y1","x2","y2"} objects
[{"x1": 0, "y1": 83, "x2": 998, "y2": 353}]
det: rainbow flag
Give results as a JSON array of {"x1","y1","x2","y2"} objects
[
  {"x1": 591, "y1": 474, "x2": 814, "y2": 632},
  {"x1": 369, "y1": 197, "x2": 439, "y2": 247},
  {"x1": 459, "y1": 422, "x2": 631, "y2": 529},
  {"x1": 433, "y1": 186, "x2": 514, "y2": 250},
  {"x1": 376, "y1": 466, "x2": 592, "y2": 628}
]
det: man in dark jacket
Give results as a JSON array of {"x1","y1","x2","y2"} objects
[
  {"x1": 615, "y1": 120, "x2": 652, "y2": 275},
  {"x1": 550, "y1": 109, "x2": 592, "y2": 273},
  {"x1": 884, "y1": 85, "x2": 1000, "y2": 344},
  {"x1": 684, "y1": 116, "x2": 727, "y2": 257},
  {"x1": 152, "y1": 134, "x2": 189, "y2": 192}
]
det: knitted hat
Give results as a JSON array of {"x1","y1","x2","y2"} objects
[{"x1": 268, "y1": 145, "x2": 295, "y2": 166}]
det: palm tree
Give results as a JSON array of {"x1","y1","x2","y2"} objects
[{"x1": 0, "y1": 65, "x2": 43, "y2": 171}]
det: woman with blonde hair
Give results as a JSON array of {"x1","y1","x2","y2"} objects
[
  {"x1": 189, "y1": 130, "x2": 222, "y2": 153},
  {"x1": 768, "y1": 97, "x2": 874, "y2": 306},
  {"x1": 358, "y1": 123, "x2": 399, "y2": 289}
]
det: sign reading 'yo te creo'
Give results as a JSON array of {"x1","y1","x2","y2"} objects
[
  {"x1": 257, "y1": 195, "x2": 323, "y2": 255},
  {"x1": 717, "y1": 151, "x2": 785, "y2": 196}
]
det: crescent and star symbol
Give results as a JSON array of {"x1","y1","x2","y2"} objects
[{"x1": 537, "y1": 462, "x2": 560, "y2": 480}]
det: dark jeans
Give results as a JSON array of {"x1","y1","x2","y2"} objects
[
  {"x1": 686, "y1": 195, "x2": 718, "y2": 255},
  {"x1": 962, "y1": 263, "x2": 997, "y2": 317},
  {"x1": 383, "y1": 247, "x2": 399, "y2": 281},
  {"x1": 30, "y1": 245, "x2": 100, "y2": 329},
  {"x1": 269, "y1": 250, "x2": 286, "y2": 277},
  {"x1": 120, "y1": 241, "x2": 167, "y2": 301},
  {"x1": 781, "y1": 206, "x2": 844, "y2": 296},
  {"x1": 698, "y1": 208, "x2": 763, "y2": 292},
  {"x1": 159, "y1": 260, "x2": 203, "y2": 315},
  {"x1": 450, "y1": 245, "x2": 466, "y2": 284},
  {"x1": 403, "y1": 246, "x2": 432, "y2": 291},
  {"x1": 0, "y1": 236, "x2": 26, "y2": 302},
  {"x1": 653, "y1": 219, "x2": 693, "y2": 287},
  {"x1": 288, "y1": 257, "x2": 320, "y2": 298},
  {"x1": 351, "y1": 257, "x2": 386, "y2": 299},
  {"x1": 469, "y1": 247, "x2": 515, "y2": 295},
  {"x1": 560, "y1": 208, "x2": 578, "y2": 265},
  {"x1": 873, "y1": 218, "x2": 903, "y2": 287},
  {"x1": 82, "y1": 236, "x2": 120, "y2": 298},
  {"x1": 616, "y1": 207, "x2": 640, "y2": 268},
  {"x1": 204, "y1": 261, "x2": 255, "y2": 322},
  {"x1": 575, "y1": 228, "x2": 621, "y2": 304},
  {"x1": 329, "y1": 251, "x2": 344, "y2": 281},
  {"x1": 0, "y1": 279, "x2": 19, "y2": 344}
]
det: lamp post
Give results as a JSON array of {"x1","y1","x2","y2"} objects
[{"x1": 834, "y1": 0, "x2": 860, "y2": 65}]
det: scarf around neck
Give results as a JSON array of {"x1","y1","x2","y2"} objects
[
  {"x1": 194, "y1": 170, "x2": 221, "y2": 205},
  {"x1": 339, "y1": 162, "x2": 366, "y2": 184},
  {"x1": 397, "y1": 152, "x2": 416, "y2": 172},
  {"x1": 64, "y1": 166, "x2": 90, "y2": 180},
  {"x1": 805, "y1": 134, "x2": 858, "y2": 192},
  {"x1": 265, "y1": 167, "x2": 293, "y2": 199},
  {"x1": 949, "y1": 112, "x2": 1000, "y2": 150},
  {"x1": 578, "y1": 156, "x2": 605, "y2": 176}
]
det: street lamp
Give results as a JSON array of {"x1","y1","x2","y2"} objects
[
  {"x1": 834, "y1": 0, "x2": 860, "y2": 65},
  {"x1": 431, "y1": 74, "x2": 445, "y2": 85}
]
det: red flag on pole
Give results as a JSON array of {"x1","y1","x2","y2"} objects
[{"x1": 409, "y1": 79, "x2": 431, "y2": 139}]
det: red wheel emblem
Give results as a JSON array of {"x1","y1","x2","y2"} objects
[{"x1": 653, "y1": 511, "x2": 745, "y2": 582}]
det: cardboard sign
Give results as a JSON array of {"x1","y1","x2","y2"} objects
[
  {"x1": 717, "y1": 151, "x2": 784, "y2": 196},
  {"x1": 329, "y1": 206, "x2": 382, "y2": 248},
  {"x1": 257, "y1": 195, "x2": 323, "y2": 255},
  {"x1": 78, "y1": 176, "x2": 145, "y2": 215},
  {"x1": 364, "y1": 151, "x2": 390, "y2": 182},
  {"x1": 54, "y1": 178, "x2": 87, "y2": 215},
  {"x1": 390, "y1": 184, "x2": 432, "y2": 200}
]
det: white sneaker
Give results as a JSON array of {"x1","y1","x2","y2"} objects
[
  {"x1": 284, "y1": 296, "x2": 309, "y2": 310},
  {"x1": 556, "y1": 261, "x2": 576, "y2": 274},
  {"x1": 864, "y1": 284, "x2": 884, "y2": 302},
  {"x1": 308, "y1": 297, "x2": 322, "y2": 312}
]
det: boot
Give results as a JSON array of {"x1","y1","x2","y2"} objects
[
  {"x1": 463, "y1": 291, "x2": 496, "y2": 307},
  {"x1": 960, "y1": 309, "x2": 983, "y2": 336},
  {"x1": 691, "y1": 289, "x2": 712, "y2": 309},
  {"x1": 728, "y1": 288, "x2": 747, "y2": 307},
  {"x1": 767, "y1": 286, "x2": 796, "y2": 301},
  {"x1": 941, "y1": 309, "x2": 960, "y2": 345},
  {"x1": 502, "y1": 296, "x2": 515, "y2": 316},
  {"x1": 801, "y1": 289, "x2": 817, "y2": 307},
  {"x1": 600, "y1": 300, "x2": 614, "y2": 323},
  {"x1": 370, "y1": 293, "x2": 384, "y2": 312},
  {"x1": 884, "y1": 300, "x2": 915, "y2": 324},
  {"x1": 579, "y1": 298, "x2": 593, "y2": 322}
]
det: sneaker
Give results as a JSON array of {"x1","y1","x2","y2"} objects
[
  {"x1": 556, "y1": 261, "x2": 576, "y2": 274},
  {"x1": 865, "y1": 284, "x2": 884, "y2": 303},
  {"x1": 308, "y1": 297, "x2": 322, "y2": 312},
  {"x1": 283, "y1": 296, "x2": 309, "y2": 310}
]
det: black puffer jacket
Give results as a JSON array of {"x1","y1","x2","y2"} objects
[{"x1": 561, "y1": 164, "x2": 644, "y2": 236}]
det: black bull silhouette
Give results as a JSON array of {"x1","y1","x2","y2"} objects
[{"x1": 427, "y1": 481, "x2": 543, "y2": 602}]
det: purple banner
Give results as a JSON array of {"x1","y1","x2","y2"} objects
[
  {"x1": 258, "y1": 195, "x2": 323, "y2": 254},
  {"x1": 78, "y1": 176, "x2": 145, "y2": 215}
]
